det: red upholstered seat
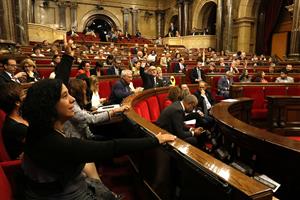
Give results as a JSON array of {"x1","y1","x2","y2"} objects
[
  {"x1": 134, "y1": 101, "x2": 151, "y2": 121},
  {"x1": 0, "y1": 165, "x2": 12, "y2": 200},
  {"x1": 264, "y1": 86, "x2": 287, "y2": 96},
  {"x1": 34, "y1": 59, "x2": 51, "y2": 65},
  {"x1": 175, "y1": 76, "x2": 181, "y2": 85},
  {"x1": 157, "y1": 93, "x2": 168, "y2": 111},
  {"x1": 0, "y1": 110, "x2": 11, "y2": 162},
  {"x1": 132, "y1": 78, "x2": 143, "y2": 88},
  {"x1": 287, "y1": 136, "x2": 300, "y2": 141},
  {"x1": 0, "y1": 160, "x2": 21, "y2": 200},
  {"x1": 243, "y1": 86, "x2": 267, "y2": 119},
  {"x1": 98, "y1": 81, "x2": 112, "y2": 100},
  {"x1": 169, "y1": 62, "x2": 176, "y2": 73},
  {"x1": 163, "y1": 100, "x2": 172, "y2": 110},
  {"x1": 146, "y1": 96, "x2": 161, "y2": 122},
  {"x1": 287, "y1": 86, "x2": 300, "y2": 96}
]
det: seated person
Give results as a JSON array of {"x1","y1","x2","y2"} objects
[
  {"x1": 156, "y1": 66, "x2": 169, "y2": 87},
  {"x1": 109, "y1": 70, "x2": 142, "y2": 104},
  {"x1": 156, "y1": 94, "x2": 205, "y2": 147},
  {"x1": 275, "y1": 69, "x2": 294, "y2": 83},
  {"x1": 107, "y1": 58, "x2": 122, "y2": 76},
  {"x1": 253, "y1": 71, "x2": 268, "y2": 83},
  {"x1": 163, "y1": 86, "x2": 182, "y2": 109},
  {"x1": 217, "y1": 71, "x2": 234, "y2": 99},
  {"x1": 174, "y1": 58, "x2": 186, "y2": 73},
  {"x1": 76, "y1": 61, "x2": 91, "y2": 78},
  {"x1": 0, "y1": 57, "x2": 27, "y2": 84},
  {"x1": 89, "y1": 75, "x2": 107, "y2": 110},
  {"x1": 21, "y1": 79, "x2": 176, "y2": 200},
  {"x1": 140, "y1": 65, "x2": 158, "y2": 90},
  {"x1": 190, "y1": 61, "x2": 205, "y2": 83},
  {"x1": 193, "y1": 81, "x2": 215, "y2": 130},
  {"x1": 31, "y1": 46, "x2": 45, "y2": 57},
  {"x1": 239, "y1": 69, "x2": 251, "y2": 83},
  {"x1": 0, "y1": 82, "x2": 28, "y2": 159},
  {"x1": 20, "y1": 58, "x2": 41, "y2": 83}
]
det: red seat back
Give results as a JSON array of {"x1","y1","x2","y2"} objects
[
  {"x1": 98, "y1": 81, "x2": 112, "y2": 100},
  {"x1": 157, "y1": 93, "x2": 168, "y2": 111},
  {"x1": 287, "y1": 86, "x2": 300, "y2": 96},
  {"x1": 132, "y1": 78, "x2": 143, "y2": 88},
  {"x1": 146, "y1": 96, "x2": 160, "y2": 122},
  {"x1": 0, "y1": 165, "x2": 12, "y2": 200},
  {"x1": 264, "y1": 86, "x2": 287, "y2": 97},
  {"x1": 134, "y1": 100, "x2": 151, "y2": 121},
  {"x1": 0, "y1": 110, "x2": 11, "y2": 161},
  {"x1": 243, "y1": 87, "x2": 265, "y2": 109}
]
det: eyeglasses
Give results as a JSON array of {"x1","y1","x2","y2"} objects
[{"x1": 7, "y1": 64, "x2": 17, "y2": 67}]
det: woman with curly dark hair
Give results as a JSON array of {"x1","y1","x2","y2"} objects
[
  {"x1": 0, "y1": 82, "x2": 28, "y2": 159},
  {"x1": 21, "y1": 79, "x2": 176, "y2": 200}
]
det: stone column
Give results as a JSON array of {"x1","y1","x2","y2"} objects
[
  {"x1": 216, "y1": 0, "x2": 223, "y2": 51},
  {"x1": 289, "y1": 0, "x2": 300, "y2": 60},
  {"x1": 57, "y1": 1, "x2": 67, "y2": 30},
  {"x1": 15, "y1": 0, "x2": 29, "y2": 44},
  {"x1": 178, "y1": 0, "x2": 183, "y2": 35},
  {"x1": 131, "y1": 8, "x2": 139, "y2": 35},
  {"x1": 26, "y1": 0, "x2": 34, "y2": 23},
  {"x1": 70, "y1": 2, "x2": 78, "y2": 31},
  {"x1": 224, "y1": 0, "x2": 233, "y2": 51},
  {"x1": 122, "y1": 8, "x2": 130, "y2": 34},
  {"x1": 236, "y1": 17, "x2": 254, "y2": 53},
  {"x1": 183, "y1": 0, "x2": 190, "y2": 36},
  {"x1": 156, "y1": 10, "x2": 165, "y2": 37}
]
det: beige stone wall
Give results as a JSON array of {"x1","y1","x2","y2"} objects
[
  {"x1": 163, "y1": 35, "x2": 216, "y2": 49},
  {"x1": 28, "y1": 23, "x2": 66, "y2": 43}
]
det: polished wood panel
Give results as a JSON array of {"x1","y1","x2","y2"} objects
[
  {"x1": 211, "y1": 98, "x2": 300, "y2": 200},
  {"x1": 267, "y1": 96, "x2": 300, "y2": 136},
  {"x1": 122, "y1": 87, "x2": 272, "y2": 200}
]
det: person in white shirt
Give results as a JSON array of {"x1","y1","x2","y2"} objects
[
  {"x1": 275, "y1": 70, "x2": 294, "y2": 83},
  {"x1": 89, "y1": 75, "x2": 107, "y2": 110},
  {"x1": 31, "y1": 46, "x2": 45, "y2": 57}
]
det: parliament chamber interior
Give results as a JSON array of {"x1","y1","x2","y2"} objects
[{"x1": 1, "y1": 0, "x2": 300, "y2": 200}]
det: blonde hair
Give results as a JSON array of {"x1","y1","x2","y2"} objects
[
  {"x1": 89, "y1": 75, "x2": 99, "y2": 93},
  {"x1": 20, "y1": 58, "x2": 36, "y2": 70}
]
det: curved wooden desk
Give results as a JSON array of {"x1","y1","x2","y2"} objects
[
  {"x1": 123, "y1": 88, "x2": 272, "y2": 200},
  {"x1": 211, "y1": 98, "x2": 300, "y2": 200}
]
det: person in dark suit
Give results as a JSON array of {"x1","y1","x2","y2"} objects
[
  {"x1": 110, "y1": 70, "x2": 138, "y2": 104},
  {"x1": 0, "y1": 57, "x2": 26, "y2": 85},
  {"x1": 174, "y1": 58, "x2": 186, "y2": 73},
  {"x1": 156, "y1": 94, "x2": 205, "y2": 146},
  {"x1": 217, "y1": 71, "x2": 234, "y2": 99},
  {"x1": 107, "y1": 58, "x2": 122, "y2": 76},
  {"x1": 140, "y1": 65, "x2": 157, "y2": 90},
  {"x1": 190, "y1": 61, "x2": 206, "y2": 83},
  {"x1": 168, "y1": 22, "x2": 177, "y2": 37},
  {"x1": 193, "y1": 81, "x2": 215, "y2": 129}
]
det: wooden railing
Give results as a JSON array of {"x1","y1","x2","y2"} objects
[{"x1": 122, "y1": 87, "x2": 273, "y2": 200}]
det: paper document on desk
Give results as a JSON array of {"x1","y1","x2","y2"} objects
[
  {"x1": 253, "y1": 174, "x2": 280, "y2": 192},
  {"x1": 221, "y1": 99, "x2": 238, "y2": 102},
  {"x1": 97, "y1": 104, "x2": 120, "y2": 112},
  {"x1": 184, "y1": 119, "x2": 196, "y2": 125}
]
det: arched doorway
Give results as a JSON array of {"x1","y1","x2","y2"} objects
[
  {"x1": 84, "y1": 14, "x2": 116, "y2": 42},
  {"x1": 199, "y1": 2, "x2": 217, "y2": 34}
]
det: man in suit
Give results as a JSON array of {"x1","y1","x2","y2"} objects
[
  {"x1": 217, "y1": 71, "x2": 234, "y2": 99},
  {"x1": 156, "y1": 94, "x2": 205, "y2": 146},
  {"x1": 193, "y1": 81, "x2": 215, "y2": 129},
  {"x1": 190, "y1": 61, "x2": 206, "y2": 83},
  {"x1": 0, "y1": 57, "x2": 26, "y2": 85},
  {"x1": 140, "y1": 65, "x2": 157, "y2": 90},
  {"x1": 110, "y1": 70, "x2": 137, "y2": 104},
  {"x1": 168, "y1": 22, "x2": 177, "y2": 37},
  {"x1": 174, "y1": 58, "x2": 186, "y2": 73},
  {"x1": 107, "y1": 58, "x2": 122, "y2": 76}
]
